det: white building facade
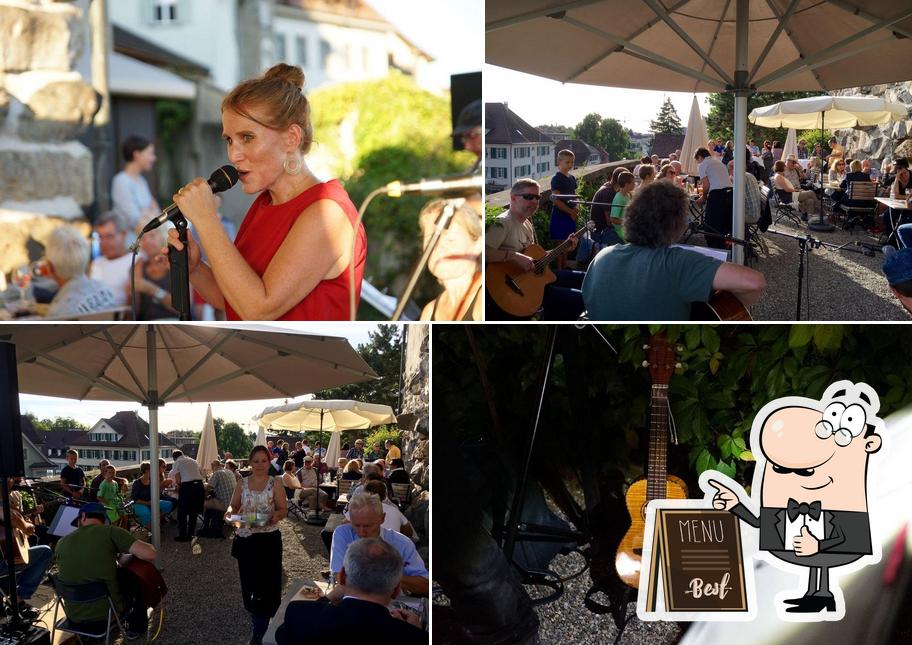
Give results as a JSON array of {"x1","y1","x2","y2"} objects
[{"x1": 485, "y1": 142, "x2": 554, "y2": 193}]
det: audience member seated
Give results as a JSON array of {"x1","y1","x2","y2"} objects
[
  {"x1": 634, "y1": 164, "x2": 655, "y2": 194},
  {"x1": 805, "y1": 156, "x2": 822, "y2": 185},
  {"x1": 276, "y1": 538, "x2": 425, "y2": 644},
  {"x1": 131, "y1": 461, "x2": 176, "y2": 528},
  {"x1": 883, "y1": 231, "x2": 912, "y2": 314},
  {"x1": 282, "y1": 460, "x2": 305, "y2": 501},
  {"x1": 366, "y1": 442, "x2": 384, "y2": 462},
  {"x1": 827, "y1": 159, "x2": 847, "y2": 195},
  {"x1": 45, "y1": 226, "x2": 117, "y2": 318},
  {"x1": 344, "y1": 481, "x2": 414, "y2": 539},
  {"x1": 387, "y1": 458, "x2": 411, "y2": 485},
  {"x1": 581, "y1": 181, "x2": 766, "y2": 321},
  {"x1": 226, "y1": 459, "x2": 242, "y2": 482},
  {"x1": 133, "y1": 215, "x2": 176, "y2": 320},
  {"x1": 838, "y1": 159, "x2": 876, "y2": 217},
  {"x1": 90, "y1": 210, "x2": 133, "y2": 306},
  {"x1": 296, "y1": 455, "x2": 330, "y2": 510},
  {"x1": 590, "y1": 167, "x2": 625, "y2": 246},
  {"x1": 772, "y1": 160, "x2": 817, "y2": 219},
  {"x1": 327, "y1": 493, "x2": 428, "y2": 602},
  {"x1": 206, "y1": 459, "x2": 236, "y2": 514},
  {"x1": 55, "y1": 503, "x2": 157, "y2": 639},
  {"x1": 884, "y1": 160, "x2": 912, "y2": 240},
  {"x1": 340, "y1": 460, "x2": 363, "y2": 481}
]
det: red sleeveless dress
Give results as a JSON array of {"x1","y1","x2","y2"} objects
[{"x1": 226, "y1": 180, "x2": 366, "y2": 321}]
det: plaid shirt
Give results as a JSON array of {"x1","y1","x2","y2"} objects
[
  {"x1": 208, "y1": 469, "x2": 236, "y2": 506},
  {"x1": 741, "y1": 173, "x2": 764, "y2": 224}
]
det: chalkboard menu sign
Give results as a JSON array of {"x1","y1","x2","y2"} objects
[{"x1": 644, "y1": 509, "x2": 748, "y2": 613}]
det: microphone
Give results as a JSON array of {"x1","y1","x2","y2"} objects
[
  {"x1": 385, "y1": 174, "x2": 481, "y2": 198},
  {"x1": 136, "y1": 165, "x2": 239, "y2": 237},
  {"x1": 550, "y1": 194, "x2": 580, "y2": 202}
]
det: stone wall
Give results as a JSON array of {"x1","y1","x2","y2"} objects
[
  {"x1": 831, "y1": 83, "x2": 912, "y2": 167},
  {"x1": 0, "y1": 0, "x2": 98, "y2": 273},
  {"x1": 399, "y1": 323, "x2": 429, "y2": 500}
]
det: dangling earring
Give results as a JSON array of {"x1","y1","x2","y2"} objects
[{"x1": 283, "y1": 150, "x2": 303, "y2": 175}]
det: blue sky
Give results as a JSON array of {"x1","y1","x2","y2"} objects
[{"x1": 18, "y1": 323, "x2": 385, "y2": 434}]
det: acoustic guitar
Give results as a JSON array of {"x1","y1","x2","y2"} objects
[
  {"x1": 486, "y1": 222, "x2": 594, "y2": 317},
  {"x1": 119, "y1": 556, "x2": 168, "y2": 608},
  {"x1": 615, "y1": 333, "x2": 688, "y2": 589},
  {"x1": 0, "y1": 513, "x2": 31, "y2": 566},
  {"x1": 691, "y1": 290, "x2": 752, "y2": 321}
]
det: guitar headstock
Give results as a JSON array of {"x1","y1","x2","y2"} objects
[{"x1": 645, "y1": 333, "x2": 676, "y2": 385}]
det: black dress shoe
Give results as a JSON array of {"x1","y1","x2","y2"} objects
[
  {"x1": 782, "y1": 594, "x2": 813, "y2": 605},
  {"x1": 785, "y1": 595, "x2": 836, "y2": 612}
]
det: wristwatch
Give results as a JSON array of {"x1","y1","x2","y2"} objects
[{"x1": 153, "y1": 287, "x2": 166, "y2": 304}]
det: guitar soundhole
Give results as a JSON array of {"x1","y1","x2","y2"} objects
[{"x1": 633, "y1": 548, "x2": 642, "y2": 556}]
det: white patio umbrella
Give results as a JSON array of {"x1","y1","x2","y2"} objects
[
  {"x1": 750, "y1": 94, "x2": 908, "y2": 232},
  {"x1": 487, "y1": 2, "x2": 912, "y2": 265},
  {"x1": 0, "y1": 324, "x2": 377, "y2": 550},
  {"x1": 255, "y1": 425, "x2": 267, "y2": 448},
  {"x1": 679, "y1": 95, "x2": 709, "y2": 176},
  {"x1": 326, "y1": 432, "x2": 341, "y2": 468},
  {"x1": 196, "y1": 404, "x2": 219, "y2": 478}
]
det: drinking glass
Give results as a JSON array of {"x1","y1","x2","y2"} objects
[{"x1": 13, "y1": 265, "x2": 31, "y2": 305}]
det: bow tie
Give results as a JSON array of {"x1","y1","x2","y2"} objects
[{"x1": 787, "y1": 498, "x2": 822, "y2": 522}]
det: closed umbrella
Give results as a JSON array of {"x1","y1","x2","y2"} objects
[
  {"x1": 781, "y1": 128, "x2": 798, "y2": 162},
  {"x1": 196, "y1": 404, "x2": 219, "y2": 478},
  {"x1": 255, "y1": 425, "x2": 267, "y2": 448},
  {"x1": 1, "y1": 324, "x2": 377, "y2": 549},
  {"x1": 326, "y1": 432, "x2": 341, "y2": 469},
  {"x1": 679, "y1": 95, "x2": 709, "y2": 176},
  {"x1": 487, "y1": 2, "x2": 912, "y2": 265}
]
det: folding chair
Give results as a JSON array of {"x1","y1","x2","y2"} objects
[
  {"x1": 335, "y1": 479, "x2": 354, "y2": 508},
  {"x1": 840, "y1": 181, "x2": 878, "y2": 231},
  {"x1": 771, "y1": 188, "x2": 803, "y2": 226},
  {"x1": 390, "y1": 482, "x2": 412, "y2": 511},
  {"x1": 285, "y1": 487, "x2": 309, "y2": 521},
  {"x1": 50, "y1": 575, "x2": 126, "y2": 645}
]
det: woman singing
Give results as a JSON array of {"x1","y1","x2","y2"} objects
[
  {"x1": 166, "y1": 63, "x2": 367, "y2": 320},
  {"x1": 226, "y1": 445, "x2": 287, "y2": 644}
]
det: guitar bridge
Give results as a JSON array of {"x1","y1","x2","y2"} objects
[{"x1": 505, "y1": 276, "x2": 524, "y2": 296}]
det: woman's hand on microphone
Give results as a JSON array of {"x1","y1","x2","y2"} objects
[
  {"x1": 172, "y1": 177, "x2": 219, "y2": 232},
  {"x1": 164, "y1": 228, "x2": 202, "y2": 274}
]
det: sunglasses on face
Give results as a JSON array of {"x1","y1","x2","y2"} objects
[{"x1": 515, "y1": 193, "x2": 540, "y2": 201}]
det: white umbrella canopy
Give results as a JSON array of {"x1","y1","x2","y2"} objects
[
  {"x1": 255, "y1": 399, "x2": 397, "y2": 431},
  {"x1": 679, "y1": 94, "x2": 708, "y2": 175},
  {"x1": 255, "y1": 425, "x2": 267, "y2": 448},
  {"x1": 196, "y1": 404, "x2": 219, "y2": 478},
  {"x1": 487, "y1": 2, "x2": 912, "y2": 265},
  {"x1": 749, "y1": 95, "x2": 909, "y2": 129},
  {"x1": 0, "y1": 324, "x2": 377, "y2": 549},
  {"x1": 781, "y1": 127, "x2": 798, "y2": 161}
]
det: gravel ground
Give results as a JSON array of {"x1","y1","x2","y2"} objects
[{"x1": 153, "y1": 514, "x2": 330, "y2": 645}]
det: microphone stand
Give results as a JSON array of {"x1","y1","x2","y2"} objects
[
  {"x1": 391, "y1": 198, "x2": 464, "y2": 321},
  {"x1": 169, "y1": 216, "x2": 192, "y2": 321}
]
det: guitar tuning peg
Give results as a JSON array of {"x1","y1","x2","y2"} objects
[
  {"x1": 643, "y1": 344, "x2": 650, "y2": 350},
  {"x1": 675, "y1": 363, "x2": 683, "y2": 369},
  {"x1": 676, "y1": 344, "x2": 684, "y2": 352},
  {"x1": 642, "y1": 360, "x2": 650, "y2": 368}
]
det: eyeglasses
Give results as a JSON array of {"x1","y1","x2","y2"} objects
[{"x1": 514, "y1": 193, "x2": 540, "y2": 201}]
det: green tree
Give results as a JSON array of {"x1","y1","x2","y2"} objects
[
  {"x1": 705, "y1": 91, "x2": 817, "y2": 144},
  {"x1": 597, "y1": 118, "x2": 632, "y2": 161},
  {"x1": 24, "y1": 412, "x2": 49, "y2": 433},
  {"x1": 649, "y1": 97, "x2": 684, "y2": 135},
  {"x1": 316, "y1": 325, "x2": 402, "y2": 409},
  {"x1": 40, "y1": 416, "x2": 88, "y2": 432},
  {"x1": 213, "y1": 417, "x2": 252, "y2": 458},
  {"x1": 574, "y1": 113, "x2": 603, "y2": 145},
  {"x1": 309, "y1": 72, "x2": 473, "y2": 309}
]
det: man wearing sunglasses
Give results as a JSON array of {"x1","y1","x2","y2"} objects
[
  {"x1": 485, "y1": 178, "x2": 584, "y2": 319},
  {"x1": 709, "y1": 381, "x2": 883, "y2": 617}
]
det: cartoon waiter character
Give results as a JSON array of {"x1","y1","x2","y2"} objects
[{"x1": 707, "y1": 380, "x2": 883, "y2": 618}]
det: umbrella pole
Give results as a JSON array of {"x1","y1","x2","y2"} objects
[
  {"x1": 147, "y1": 325, "x2": 161, "y2": 553},
  {"x1": 731, "y1": 0, "x2": 749, "y2": 266},
  {"x1": 304, "y1": 410, "x2": 328, "y2": 526},
  {"x1": 810, "y1": 110, "x2": 835, "y2": 232}
]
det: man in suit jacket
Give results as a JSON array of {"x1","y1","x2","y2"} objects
[
  {"x1": 710, "y1": 381, "x2": 883, "y2": 615},
  {"x1": 276, "y1": 537, "x2": 426, "y2": 643}
]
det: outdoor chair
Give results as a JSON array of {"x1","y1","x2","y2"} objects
[
  {"x1": 43, "y1": 306, "x2": 133, "y2": 322},
  {"x1": 336, "y1": 479, "x2": 354, "y2": 507},
  {"x1": 771, "y1": 188, "x2": 803, "y2": 227},
  {"x1": 840, "y1": 181, "x2": 878, "y2": 231},
  {"x1": 390, "y1": 482, "x2": 412, "y2": 511},
  {"x1": 285, "y1": 488, "x2": 309, "y2": 521},
  {"x1": 50, "y1": 575, "x2": 126, "y2": 645}
]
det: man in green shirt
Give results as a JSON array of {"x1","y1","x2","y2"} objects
[{"x1": 55, "y1": 502, "x2": 157, "y2": 639}]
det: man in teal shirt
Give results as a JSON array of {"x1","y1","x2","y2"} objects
[{"x1": 582, "y1": 181, "x2": 766, "y2": 320}]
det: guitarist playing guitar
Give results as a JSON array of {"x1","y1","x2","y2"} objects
[
  {"x1": 615, "y1": 334, "x2": 688, "y2": 589},
  {"x1": 485, "y1": 177, "x2": 586, "y2": 320},
  {"x1": 0, "y1": 488, "x2": 53, "y2": 617}
]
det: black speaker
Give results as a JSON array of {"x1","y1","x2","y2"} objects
[
  {"x1": 0, "y1": 342, "x2": 24, "y2": 477},
  {"x1": 451, "y1": 71, "x2": 481, "y2": 151}
]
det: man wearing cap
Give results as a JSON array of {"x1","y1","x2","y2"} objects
[
  {"x1": 297, "y1": 455, "x2": 329, "y2": 510},
  {"x1": 454, "y1": 99, "x2": 481, "y2": 173},
  {"x1": 55, "y1": 502, "x2": 157, "y2": 639},
  {"x1": 170, "y1": 449, "x2": 205, "y2": 542}
]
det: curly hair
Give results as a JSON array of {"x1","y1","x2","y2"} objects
[{"x1": 623, "y1": 181, "x2": 688, "y2": 248}]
